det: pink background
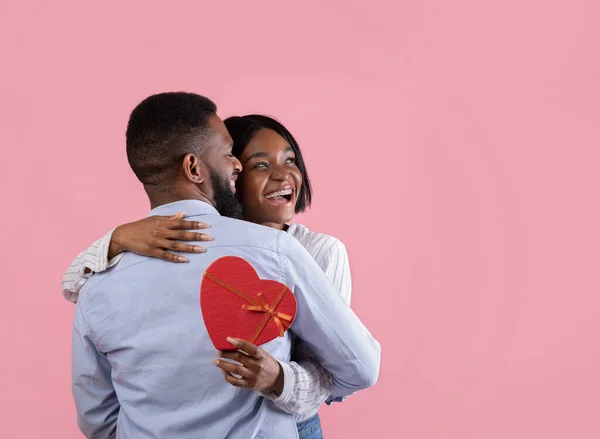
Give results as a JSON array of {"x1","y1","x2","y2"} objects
[{"x1": 2, "y1": 1, "x2": 599, "y2": 437}]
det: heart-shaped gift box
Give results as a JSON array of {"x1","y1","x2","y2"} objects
[{"x1": 200, "y1": 256, "x2": 297, "y2": 350}]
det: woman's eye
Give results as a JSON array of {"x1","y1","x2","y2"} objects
[
  {"x1": 253, "y1": 162, "x2": 268, "y2": 169},
  {"x1": 285, "y1": 157, "x2": 296, "y2": 165}
]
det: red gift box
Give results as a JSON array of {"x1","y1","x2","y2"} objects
[{"x1": 200, "y1": 256, "x2": 297, "y2": 351}]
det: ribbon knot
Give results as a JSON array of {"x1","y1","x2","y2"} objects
[{"x1": 241, "y1": 292, "x2": 293, "y2": 339}]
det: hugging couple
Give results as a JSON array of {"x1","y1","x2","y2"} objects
[{"x1": 64, "y1": 92, "x2": 381, "y2": 439}]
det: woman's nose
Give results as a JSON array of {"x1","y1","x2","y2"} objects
[{"x1": 271, "y1": 167, "x2": 290, "y2": 181}]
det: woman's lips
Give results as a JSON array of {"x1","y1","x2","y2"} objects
[{"x1": 265, "y1": 196, "x2": 292, "y2": 205}]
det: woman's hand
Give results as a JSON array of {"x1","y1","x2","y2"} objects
[
  {"x1": 213, "y1": 338, "x2": 284, "y2": 396},
  {"x1": 108, "y1": 212, "x2": 213, "y2": 262}
]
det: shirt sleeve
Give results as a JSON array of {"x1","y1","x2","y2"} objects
[
  {"x1": 72, "y1": 291, "x2": 120, "y2": 439},
  {"x1": 62, "y1": 229, "x2": 124, "y2": 303},
  {"x1": 261, "y1": 239, "x2": 354, "y2": 415},
  {"x1": 322, "y1": 240, "x2": 352, "y2": 306},
  {"x1": 280, "y1": 234, "x2": 380, "y2": 400}
]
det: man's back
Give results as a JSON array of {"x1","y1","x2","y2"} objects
[
  {"x1": 73, "y1": 200, "x2": 380, "y2": 439},
  {"x1": 73, "y1": 201, "x2": 298, "y2": 439}
]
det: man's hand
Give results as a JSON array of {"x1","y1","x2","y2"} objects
[
  {"x1": 108, "y1": 212, "x2": 212, "y2": 261},
  {"x1": 212, "y1": 338, "x2": 284, "y2": 396}
]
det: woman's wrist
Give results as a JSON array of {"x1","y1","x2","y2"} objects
[
  {"x1": 269, "y1": 362, "x2": 285, "y2": 396},
  {"x1": 108, "y1": 224, "x2": 128, "y2": 260}
]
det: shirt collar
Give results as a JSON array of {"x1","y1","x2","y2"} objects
[{"x1": 148, "y1": 199, "x2": 220, "y2": 218}]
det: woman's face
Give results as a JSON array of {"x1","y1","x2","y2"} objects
[{"x1": 237, "y1": 128, "x2": 303, "y2": 228}]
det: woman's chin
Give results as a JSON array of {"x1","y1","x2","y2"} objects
[
  {"x1": 244, "y1": 204, "x2": 295, "y2": 228},
  {"x1": 275, "y1": 211, "x2": 295, "y2": 225},
  {"x1": 262, "y1": 205, "x2": 295, "y2": 224},
  {"x1": 259, "y1": 213, "x2": 295, "y2": 229}
]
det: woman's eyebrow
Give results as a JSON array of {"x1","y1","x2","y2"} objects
[
  {"x1": 244, "y1": 146, "x2": 294, "y2": 163},
  {"x1": 244, "y1": 152, "x2": 269, "y2": 163}
]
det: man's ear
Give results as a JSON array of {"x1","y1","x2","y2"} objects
[{"x1": 182, "y1": 153, "x2": 207, "y2": 184}]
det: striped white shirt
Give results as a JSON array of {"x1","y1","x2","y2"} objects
[{"x1": 61, "y1": 222, "x2": 352, "y2": 421}]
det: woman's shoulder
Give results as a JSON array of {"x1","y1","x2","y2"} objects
[{"x1": 286, "y1": 223, "x2": 348, "y2": 262}]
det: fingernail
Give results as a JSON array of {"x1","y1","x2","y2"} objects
[
  {"x1": 192, "y1": 246, "x2": 204, "y2": 253},
  {"x1": 211, "y1": 359, "x2": 220, "y2": 366},
  {"x1": 227, "y1": 337, "x2": 239, "y2": 347},
  {"x1": 177, "y1": 256, "x2": 188, "y2": 262},
  {"x1": 201, "y1": 235, "x2": 214, "y2": 241}
]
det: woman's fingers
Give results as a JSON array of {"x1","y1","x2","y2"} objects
[
  {"x1": 131, "y1": 214, "x2": 212, "y2": 262},
  {"x1": 227, "y1": 339, "x2": 261, "y2": 360},
  {"x1": 212, "y1": 358, "x2": 252, "y2": 379},
  {"x1": 155, "y1": 249, "x2": 188, "y2": 263},
  {"x1": 166, "y1": 229, "x2": 213, "y2": 243},
  {"x1": 214, "y1": 345, "x2": 280, "y2": 392},
  {"x1": 222, "y1": 371, "x2": 249, "y2": 389},
  {"x1": 155, "y1": 239, "x2": 205, "y2": 255},
  {"x1": 164, "y1": 213, "x2": 210, "y2": 230},
  {"x1": 156, "y1": 213, "x2": 211, "y2": 231},
  {"x1": 167, "y1": 212, "x2": 186, "y2": 220},
  {"x1": 217, "y1": 349, "x2": 256, "y2": 368},
  {"x1": 171, "y1": 219, "x2": 211, "y2": 230}
]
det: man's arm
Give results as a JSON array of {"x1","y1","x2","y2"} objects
[
  {"x1": 72, "y1": 293, "x2": 119, "y2": 439},
  {"x1": 261, "y1": 239, "x2": 353, "y2": 414},
  {"x1": 281, "y1": 235, "x2": 381, "y2": 400}
]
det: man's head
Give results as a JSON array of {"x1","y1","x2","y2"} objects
[{"x1": 126, "y1": 92, "x2": 243, "y2": 218}]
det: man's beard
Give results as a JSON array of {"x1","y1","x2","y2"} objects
[{"x1": 210, "y1": 170, "x2": 243, "y2": 219}]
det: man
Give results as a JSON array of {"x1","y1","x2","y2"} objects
[{"x1": 72, "y1": 92, "x2": 381, "y2": 438}]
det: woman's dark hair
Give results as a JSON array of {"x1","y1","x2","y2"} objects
[{"x1": 224, "y1": 114, "x2": 313, "y2": 213}]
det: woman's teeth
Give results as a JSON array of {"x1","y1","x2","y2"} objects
[{"x1": 265, "y1": 189, "x2": 293, "y2": 199}]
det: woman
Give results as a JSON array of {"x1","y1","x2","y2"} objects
[{"x1": 62, "y1": 115, "x2": 352, "y2": 439}]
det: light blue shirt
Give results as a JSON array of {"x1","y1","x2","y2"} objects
[{"x1": 72, "y1": 200, "x2": 381, "y2": 439}]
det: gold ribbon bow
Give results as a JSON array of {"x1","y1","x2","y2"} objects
[
  {"x1": 204, "y1": 271, "x2": 293, "y2": 343},
  {"x1": 241, "y1": 292, "x2": 293, "y2": 341}
]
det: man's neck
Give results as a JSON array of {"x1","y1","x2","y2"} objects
[{"x1": 145, "y1": 185, "x2": 214, "y2": 210}]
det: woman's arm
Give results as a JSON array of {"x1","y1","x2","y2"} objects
[
  {"x1": 62, "y1": 229, "x2": 120, "y2": 303},
  {"x1": 322, "y1": 239, "x2": 352, "y2": 306},
  {"x1": 61, "y1": 213, "x2": 212, "y2": 303},
  {"x1": 261, "y1": 342, "x2": 334, "y2": 415}
]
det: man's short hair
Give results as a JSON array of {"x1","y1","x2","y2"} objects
[{"x1": 126, "y1": 92, "x2": 217, "y2": 185}]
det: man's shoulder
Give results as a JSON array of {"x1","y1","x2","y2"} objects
[
  {"x1": 82, "y1": 218, "x2": 298, "y2": 292},
  {"x1": 81, "y1": 253, "x2": 150, "y2": 294},
  {"x1": 210, "y1": 216, "x2": 292, "y2": 250},
  {"x1": 210, "y1": 217, "x2": 311, "y2": 266},
  {"x1": 217, "y1": 216, "x2": 278, "y2": 235}
]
